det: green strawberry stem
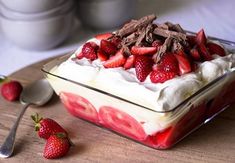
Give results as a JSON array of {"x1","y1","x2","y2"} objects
[
  {"x1": 0, "y1": 75, "x2": 7, "y2": 83},
  {"x1": 55, "y1": 132, "x2": 75, "y2": 147},
  {"x1": 31, "y1": 113, "x2": 43, "y2": 131}
]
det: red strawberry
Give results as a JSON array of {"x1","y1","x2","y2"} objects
[
  {"x1": 147, "y1": 127, "x2": 173, "y2": 148},
  {"x1": 207, "y1": 42, "x2": 226, "y2": 56},
  {"x1": 97, "y1": 49, "x2": 108, "y2": 61},
  {"x1": 198, "y1": 43, "x2": 213, "y2": 61},
  {"x1": 60, "y1": 92, "x2": 99, "y2": 124},
  {"x1": 31, "y1": 113, "x2": 67, "y2": 139},
  {"x1": 150, "y1": 69, "x2": 177, "y2": 83},
  {"x1": 154, "y1": 53, "x2": 179, "y2": 73},
  {"x1": 100, "y1": 40, "x2": 117, "y2": 55},
  {"x1": 43, "y1": 133, "x2": 70, "y2": 159},
  {"x1": 99, "y1": 106, "x2": 146, "y2": 141},
  {"x1": 131, "y1": 46, "x2": 157, "y2": 55},
  {"x1": 196, "y1": 29, "x2": 207, "y2": 45},
  {"x1": 1, "y1": 80, "x2": 23, "y2": 101},
  {"x1": 187, "y1": 35, "x2": 197, "y2": 47},
  {"x1": 174, "y1": 51, "x2": 192, "y2": 75},
  {"x1": 95, "y1": 32, "x2": 113, "y2": 40},
  {"x1": 103, "y1": 49, "x2": 126, "y2": 68},
  {"x1": 124, "y1": 55, "x2": 136, "y2": 69},
  {"x1": 110, "y1": 36, "x2": 122, "y2": 48},
  {"x1": 82, "y1": 42, "x2": 98, "y2": 60},
  {"x1": 190, "y1": 48, "x2": 201, "y2": 61},
  {"x1": 135, "y1": 56, "x2": 153, "y2": 82},
  {"x1": 76, "y1": 51, "x2": 84, "y2": 59},
  {"x1": 151, "y1": 40, "x2": 163, "y2": 49}
]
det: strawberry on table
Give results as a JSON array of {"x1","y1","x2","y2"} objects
[
  {"x1": 43, "y1": 133, "x2": 71, "y2": 159},
  {"x1": 31, "y1": 113, "x2": 67, "y2": 139},
  {"x1": 1, "y1": 80, "x2": 23, "y2": 101}
]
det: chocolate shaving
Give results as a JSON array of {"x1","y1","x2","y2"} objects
[
  {"x1": 164, "y1": 22, "x2": 186, "y2": 34},
  {"x1": 153, "y1": 37, "x2": 173, "y2": 63},
  {"x1": 122, "y1": 45, "x2": 132, "y2": 57},
  {"x1": 145, "y1": 24, "x2": 154, "y2": 43},
  {"x1": 156, "y1": 23, "x2": 169, "y2": 30},
  {"x1": 123, "y1": 32, "x2": 139, "y2": 46},
  {"x1": 171, "y1": 39, "x2": 184, "y2": 53},
  {"x1": 153, "y1": 28, "x2": 187, "y2": 40},
  {"x1": 116, "y1": 14, "x2": 157, "y2": 37}
]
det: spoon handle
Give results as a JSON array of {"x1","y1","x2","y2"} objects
[{"x1": 0, "y1": 103, "x2": 30, "y2": 158}]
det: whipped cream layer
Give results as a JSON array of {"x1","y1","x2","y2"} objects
[{"x1": 53, "y1": 38, "x2": 235, "y2": 112}]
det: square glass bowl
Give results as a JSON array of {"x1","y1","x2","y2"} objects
[{"x1": 42, "y1": 37, "x2": 235, "y2": 149}]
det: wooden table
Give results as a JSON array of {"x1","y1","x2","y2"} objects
[{"x1": 0, "y1": 56, "x2": 235, "y2": 163}]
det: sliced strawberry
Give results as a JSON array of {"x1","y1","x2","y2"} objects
[
  {"x1": 99, "y1": 106, "x2": 146, "y2": 141},
  {"x1": 147, "y1": 127, "x2": 173, "y2": 149},
  {"x1": 151, "y1": 40, "x2": 163, "y2": 49},
  {"x1": 76, "y1": 51, "x2": 84, "y2": 59},
  {"x1": 97, "y1": 49, "x2": 108, "y2": 61},
  {"x1": 190, "y1": 48, "x2": 201, "y2": 61},
  {"x1": 60, "y1": 92, "x2": 99, "y2": 124},
  {"x1": 187, "y1": 35, "x2": 197, "y2": 47},
  {"x1": 131, "y1": 46, "x2": 157, "y2": 55},
  {"x1": 207, "y1": 42, "x2": 226, "y2": 56},
  {"x1": 95, "y1": 32, "x2": 113, "y2": 40},
  {"x1": 110, "y1": 36, "x2": 122, "y2": 48},
  {"x1": 196, "y1": 29, "x2": 207, "y2": 45},
  {"x1": 150, "y1": 69, "x2": 177, "y2": 83},
  {"x1": 135, "y1": 56, "x2": 153, "y2": 82},
  {"x1": 100, "y1": 40, "x2": 117, "y2": 55},
  {"x1": 103, "y1": 49, "x2": 126, "y2": 68},
  {"x1": 174, "y1": 51, "x2": 192, "y2": 75},
  {"x1": 158, "y1": 53, "x2": 179, "y2": 73},
  {"x1": 82, "y1": 42, "x2": 98, "y2": 61},
  {"x1": 198, "y1": 43, "x2": 213, "y2": 61},
  {"x1": 124, "y1": 55, "x2": 136, "y2": 69}
]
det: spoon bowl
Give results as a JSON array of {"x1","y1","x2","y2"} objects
[
  {"x1": 20, "y1": 79, "x2": 54, "y2": 106},
  {"x1": 0, "y1": 79, "x2": 54, "y2": 158}
]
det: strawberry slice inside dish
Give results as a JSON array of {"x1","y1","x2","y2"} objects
[
  {"x1": 99, "y1": 106, "x2": 147, "y2": 141},
  {"x1": 60, "y1": 92, "x2": 99, "y2": 124}
]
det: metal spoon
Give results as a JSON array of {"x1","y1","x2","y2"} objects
[{"x1": 0, "y1": 79, "x2": 54, "y2": 158}]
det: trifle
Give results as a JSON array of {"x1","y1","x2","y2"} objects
[{"x1": 42, "y1": 14, "x2": 235, "y2": 149}]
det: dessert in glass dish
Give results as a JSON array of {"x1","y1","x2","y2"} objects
[{"x1": 42, "y1": 14, "x2": 235, "y2": 149}]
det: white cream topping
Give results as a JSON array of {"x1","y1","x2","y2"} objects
[{"x1": 54, "y1": 38, "x2": 235, "y2": 112}]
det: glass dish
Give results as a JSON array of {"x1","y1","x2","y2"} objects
[{"x1": 42, "y1": 37, "x2": 235, "y2": 149}]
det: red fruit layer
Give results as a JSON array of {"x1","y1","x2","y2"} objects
[
  {"x1": 60, "y1": 92, "x2": 99, "y2": 124},
  {"x1": 99, "y1": 106, "x2": 147, "y2": 141},
  {"x1": 61, "y1": 85, "x2": 235, "y2": 149}
]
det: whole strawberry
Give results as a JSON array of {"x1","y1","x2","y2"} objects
[
  {"x1": 43, "y1": 133, "x2": 71, "y2": 159},
  {"x1": 1, "y1": 80, "x2": 23, "y2": 101},
  {"x1": 31, "y1": 113, "x2": 67, "y2": 139}
]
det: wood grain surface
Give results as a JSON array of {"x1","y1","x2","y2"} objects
[{"x1": 0, "y1": 56, "x2": 235, "y2": 163}]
